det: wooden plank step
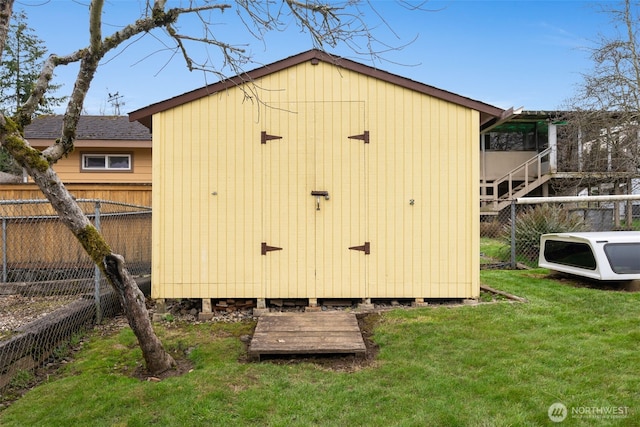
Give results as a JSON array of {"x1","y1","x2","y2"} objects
[
  {"x1": 249, "y1": 312, "x2": 366, "y2": 359},
  {"x1": 256, "y1": 317, "x2": 361, "y2": 332}
]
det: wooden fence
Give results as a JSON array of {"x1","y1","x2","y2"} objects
[
  {"x1": 0, "y1": 183, "x2": 152, "y2": 207},
  {"x1": 0, "y1": 199, "x2": 151, "y2": 282}
]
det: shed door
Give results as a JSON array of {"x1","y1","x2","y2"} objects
[{"x1": 264, "y1": 102, "x2": 366, "y2": 298}]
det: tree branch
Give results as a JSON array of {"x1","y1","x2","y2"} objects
[
  {"x1": 90, "y1": 0, "x2": 104, "y2": 53},
  {"x1": 39, "y1": 1, "x2": 228, "y2": 162}
]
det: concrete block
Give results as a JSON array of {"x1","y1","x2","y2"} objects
[
  {"x1": 252, "y1": 308, "x2": 270, "y2": 317},
  {"x1": 198, "y1": 312, "x2": 214, "y2": 321}
]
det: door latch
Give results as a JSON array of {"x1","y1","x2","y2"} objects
[{"x1": 311, "y1": 191, "x2": 330, "y2": 210}]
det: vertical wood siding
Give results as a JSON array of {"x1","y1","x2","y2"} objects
[
  {"x1": 153, "y1": 60, "x2": 480, "y2": 299},
  {"x1": 152, "y1": 91, "x2": 264, "y2": 299},
  {"x1": 264, "y1": 101, "x2": 366, "y2": 298}
]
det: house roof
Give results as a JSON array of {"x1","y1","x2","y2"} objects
[
  {"x1": 129, "y1": 49, "x2": 506, "y2": 130},
  {"x1": 25, "y1": 115, "x2": 152, "y2": 141}
]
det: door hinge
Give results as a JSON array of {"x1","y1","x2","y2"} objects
[
  {"x1": 262, "y1": 242, "x2": 283, "y2": 255},
  {"x1": 348, "y1": 130, "x2": 370, "y2": 144},
  {"x1": 349, "y1": 242, "x2": 370, "y2": 254},
  {"x1": 261, "y1": 131, "x2": 282, "y2": 144}
]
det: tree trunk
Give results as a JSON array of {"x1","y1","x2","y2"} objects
[
  {"x1": 42, "y1": 169, "x2": 177, "y2": 374},
  {"x1": 41, "y1": 171, "x2": 176, "y2": 374},
  {"x1": 104, "y1": 254, "x2": 176, "y2": 373}
]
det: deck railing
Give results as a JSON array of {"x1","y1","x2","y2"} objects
[{"x1": 480, "y1": 147, "x2": 552, "y2": 213}]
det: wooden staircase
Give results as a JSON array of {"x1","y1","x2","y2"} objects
[{"x1": 481, "y1": 147, "x2": 553, "y2": 214}]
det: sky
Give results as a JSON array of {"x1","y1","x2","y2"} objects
[{"x1": 16, "y1": 0, "x2": 617, "y2": 115}]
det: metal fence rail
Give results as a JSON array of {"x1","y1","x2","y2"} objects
[{"x1": 0, "y1": 199, "x2": 151, "y2": 391}]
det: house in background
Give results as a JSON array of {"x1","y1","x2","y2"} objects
[
  {"x1": 0, "y1": 115, "x2": 152, "y2": 206},
  {"x1": 480, "y1": 110, "x2": 552, "y2": 212},
  {"x1": 130, "y1": 49, "x2": 507, "y2": 309},
  {"x1": 480, "y1": 110, "x2": 640, "y2": 220}
]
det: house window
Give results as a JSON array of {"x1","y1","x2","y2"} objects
[
  {"x1": 82, "y1": 154, "x2": 131, "y2": 171},
  {"x1": 482, "y1": 121, "x2": 549, "y2": 152}
]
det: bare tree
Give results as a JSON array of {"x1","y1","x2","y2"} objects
[
  {"x1": 0, "y1": 0, "x2": 418, "y2": 374},
  {"x1": 559, "y1": 0, "x2": 640, "y2": 198}
]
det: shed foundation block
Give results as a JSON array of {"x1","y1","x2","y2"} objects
[
  {"x1": 253, "y1": 298, "x2": 270, "y2": 316},
  {"x1": 305, "y1": 298, "x2": 321, "y2": 312},
  {"x1": 152, "y1": 298, "x2": 167, "y2": 322},
  {"x1": 358, "y1": 298, "x2": 374, "y2": 311},
  {"x1": 412, "y1": 298, "x2": 428, "y2": 307},
  {"x1": 198, "y1": 298, "x2": 214, "y2": 320}
]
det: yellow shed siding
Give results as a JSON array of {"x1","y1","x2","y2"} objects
[
  {"x1": 152, "y1": 59, "x2": 481, "y2": 300},
  {"x1": 152, "y1": 93, "x2": 265, "y2": 299},
  {"x1": 364, "y1": 87, "x2": 478, "y2": 298}
]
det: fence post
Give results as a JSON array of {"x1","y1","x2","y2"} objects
[
  {"x1": 1, "y1": 218, "x2": 6, "y2": 283},
  {"x1": 94, "y1": 201, "x2": 102, "y2": 324},
  {"x1": 548, "y1": 122, "x2": 557, "y2": 173},
  {"x1": 511, "y1": 200, "x2": 516, "y2": 269}
]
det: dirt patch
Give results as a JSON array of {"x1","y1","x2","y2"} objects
[
  {"x1": 0, "y1": 294, "x2": 79, "y2": 339},
  {"x1": 92, "y1": 315, "x2": 197, "y2": 382},
  {"x1": 546, "y1": 272, "x2": 640, "y2": 292},
  {"x1": 132, "y1": 357, "x2": 195, "y2": 382}
]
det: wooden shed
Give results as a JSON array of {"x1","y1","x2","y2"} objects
[{"x1": 129, "y1": 49, "x2": 505, "y2": 307}]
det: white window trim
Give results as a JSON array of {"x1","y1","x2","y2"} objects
[{"x1": 81, "y1": 153, "x2": 132, "y2": 171}]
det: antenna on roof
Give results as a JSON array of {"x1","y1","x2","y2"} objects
[{"x1": 107, "y1": 91, "x2": 125, "y2": 115}]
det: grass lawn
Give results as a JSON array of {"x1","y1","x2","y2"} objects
[{"x1": 1, "y1": 269, "x2": 639, "y2": 426}]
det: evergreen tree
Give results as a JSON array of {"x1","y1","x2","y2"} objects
[
  {"x1": 0, "y1": 9, "x2": 64, "y2": 175},
  {"x1": 0, "y1": 9, "x2": 64, "y2": 116}
]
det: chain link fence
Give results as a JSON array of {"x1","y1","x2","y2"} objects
[
  {"x1": 481, "y1": 195, "x2": 640, "y2": 268},
  {"x1": 0, "y1": 199, "x2": 151, "y2": 392}
]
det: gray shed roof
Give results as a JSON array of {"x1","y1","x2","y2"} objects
[{"x1": 25, "y1": 115, "x2": 151, "y2": 141}]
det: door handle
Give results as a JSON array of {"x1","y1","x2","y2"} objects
[
  {"x1": 311, "y1": 191, "x2": 330, "y2": 210},
  {"x1": 311, "y1": 190, "x2": 330, "y2": 199}
]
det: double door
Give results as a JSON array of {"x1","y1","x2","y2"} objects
[{"x1": 264, "y1": 102, "x2": 367, "y2": 298}]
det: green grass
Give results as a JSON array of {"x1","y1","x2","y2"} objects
[
  {"x1": 480, "y1": 237, "x2": 510, "y2": 263},
  {"x1": 1, "y1": 270, "x2": 639, "y2": 426}
]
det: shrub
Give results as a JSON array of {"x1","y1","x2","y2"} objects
[
  {"x1": 480, "y1": 218, "x2": 503, "y2": 238},
  {"x1": 505, "y1": 204, "x2": 585, "y2": 262}
]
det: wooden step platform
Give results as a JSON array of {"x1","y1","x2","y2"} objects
[{"x1": 249, "y1": 312, "x2": 366, "y2": 360}]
